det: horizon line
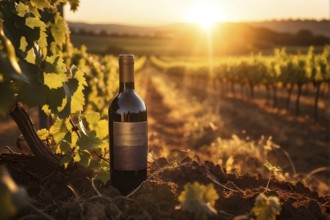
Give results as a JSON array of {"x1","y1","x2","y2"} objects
[{"x1": 65, "y1": 17, "x2": 330, "y2": 27}]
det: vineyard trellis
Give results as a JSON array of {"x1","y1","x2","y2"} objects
[{"x1": 150, "y1": 46, "x2": 330, "y2": 122}]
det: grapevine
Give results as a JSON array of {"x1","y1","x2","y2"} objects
[
  {"x1": 0, "y1": 0, "x2": 146, "y2": 182},
  {"x1": 150, "y1": 46, "x2": 330, "y2": 121}
]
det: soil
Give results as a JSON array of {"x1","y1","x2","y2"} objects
[{"x1": 0, "y1": 64, "x2": 329, "y2": 219}]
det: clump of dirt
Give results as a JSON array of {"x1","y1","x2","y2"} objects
[{"x1": 6, "y1": 154, "x2": 329, "y2": 220}]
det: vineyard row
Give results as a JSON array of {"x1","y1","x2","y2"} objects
[{"x1": 150, "y1": 46, "x2": 330, "y2": 121}]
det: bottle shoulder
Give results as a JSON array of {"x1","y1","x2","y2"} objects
[{"x1": 109, "y1": 90, "x2": 146, "y2": 113}]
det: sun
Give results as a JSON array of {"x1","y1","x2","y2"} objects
[{"x1": 185, "y1": 3, "x2": 224, "y2": 30}]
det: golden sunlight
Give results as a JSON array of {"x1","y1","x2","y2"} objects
[{"x1": 185, "y1": 3, "x2": 225, "y2": 30}]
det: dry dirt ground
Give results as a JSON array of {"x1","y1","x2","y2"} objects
[
  {"x1": 141, "y1": 65, "x2": 329, "y2": 177},
  {"x1": 0, "y1": 64, "x2": 329, "y2": 219}
]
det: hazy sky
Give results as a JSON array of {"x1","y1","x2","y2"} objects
[{"x1": 64, "y1": 0, "x2": 329, "y2": 25}]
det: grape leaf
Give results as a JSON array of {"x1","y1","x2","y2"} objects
[
  {"x1": 70, "y1": 66, "x2": 87, "y2": 113},
  {"x1": 50, "y1": 118, "x2": 69, "y2": 144},
  {"x1": 45, "y1": 87, "x2": 68, "y2": 117},
  {"x1": 178, "y1": 182, "x2": 219, "y2": 217},
  {"x1": 16, "y1": 71, "x2": 47, "y2": 107},
  {"x1": 38, "y1": 30, "x2": 48, "y2": 52},
  {"x1": 68, "y1": 0, "x2": 80, "y2": 12},
  {"x1": 77, "y1": 150, "x2": 91, "y2": 167},
  {"x1": 44, "y1": 55, "x2": 67, "y2": 75},
  {"x1": 50, "y1": 13, "x2": 66, "y2": 48},
  {"x1": 16, "y1": 2, "x2": 29, "y2": 17},
  {"x1": 95, "y1": 167, "x2": 110, "y2": 184},
  {"x1": 30, "y1": 0, "x2": 51, "y2": 10},
  {"x1": 94, "y1": 120, "x2": 108, "y2": 139},
  {"x1": 43, "y1": 72, "x2": 68, "y2": 89},
  {"x1": 85, "y1": 112, "x2": 100, "y2": 125},
  {"x1": 59, "y1": 141, "x2": 71, "y2": 154},
  {"x1": 77, "y1": 131, "x2": 104, "y2": 150},
  {"x1": 43, "y1": 55, "x2": 67, "y2": 89},
  {"x1": 25, "y1": 48, "x2": 36, "y2": 64},
  {"x1": 28, "y1": 3, "x2": 41, "y2": 18},
  {"x1": 25, "y1": 17, "x2": 46, "y2": 31},
  {"x1": 60, "y1": 155, "x2": 71, "y2": 169},
  {"x1": 84, "y1": 112, "x2": 108, "y2": 139},
  {"x1": 19, "y1": 37, "x2": 28, "y2": 52},
  {"x1": 252, "y1": 193, "x2": 281, "y2": 220},
  {"x1": 43, "y1": 64, "x2": 85, "y2": 118},
  {"x1": 37, "y1": 128, "x2": 49, "y2": 140},
  {"x1": 73, "y1": 151, "x2": 80, "y2": 162}
]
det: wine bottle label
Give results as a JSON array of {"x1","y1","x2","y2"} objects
[{"x1": 113, "y1": 121, "x2": 147, "y2": 171}]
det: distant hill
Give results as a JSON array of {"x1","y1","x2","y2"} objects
[
  {"x1": 246, "y1": 20, "x2": 329, "y2": 37},
  {"x1": 68, "y1": 20, "x2": 330, "y2": 38},
  {"x1": 68, "y1": 20, "x2": 329, "y2": 55},
  {"x1": 67, "y1": 22, "x2": 157, "y2": 36}
]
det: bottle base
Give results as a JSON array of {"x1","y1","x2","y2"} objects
[{"x1": 111, "y1": 168, "x2": 147, "y2": 195}]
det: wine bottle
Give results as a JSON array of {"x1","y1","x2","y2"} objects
[{"x1": 108, "y1": 54, "x2": 148, "y2": 195}]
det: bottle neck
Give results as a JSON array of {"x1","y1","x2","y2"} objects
[
  {"x1": 119, "y1": 81, "x2": 135, "y2": 91},
  {"x1": 119, "y1": 64, "x2": 135, "y2": 92},
  {"x1": 118, "y1": 54, "x2": 135, "y2": 92}
]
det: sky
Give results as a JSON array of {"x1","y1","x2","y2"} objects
[{"x1": 64, "y1": 0, "x2": 329, "y2": 26}]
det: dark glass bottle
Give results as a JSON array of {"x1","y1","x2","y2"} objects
[{"x1": 108, "y1": 54, "x2": 147, "y2": 195}]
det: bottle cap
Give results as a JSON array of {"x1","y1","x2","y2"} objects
[
  {"x1": 119, "y1": 54, "x2": 134, "y2": 65},
  {"x1": 119, "y1": 54, "x2": 134, "y2": 82}
]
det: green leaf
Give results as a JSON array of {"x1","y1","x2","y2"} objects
[
  {"x1": 95, "y1": 120, "x2": 108, "y2": 139},
  {"x1": 77, "y1": 131, "x2": 104, "y2": 150},
  {"x1": 252, "y1": 193, "x2": 281, "y2": 220},
  {"x1": 59, "y1": 141, "x2": 71, "y2": 154},
  {"x1": 28, "y1": 3, "x2": 41, "y2": 18},
  {"x1": 73, "y1": 152, "x2": 80, "y2": 162},
  {"x1": 44, "y1": 75, "x2": 79, "y2": 118},
  {"x1": 43, "y1": 72, "x2": 68, "y2": 89},
  {"x1": 25, "y1": 48, "x2": 35, "y2": 64},
  {"x1": 49, "y1": 119, "x2": 69, "y2": 144},
  {"x1": 16, "y1": 72, "x2": 47, "y2": 107},
  {"x1": 95, "y1": 168, "x2": 110, "y2": 184},
  {"x1": 19, "y1": 37, "x2": 28, "y2": 52},
  {"x1": 44, "y1": 56, "x2": 67, "y2": 75},
  {"x1": 88, "y1": 159, "x2": 101, "y2": 170},
  {"x1": 60, "y1": 155, "x2": 71, "y2": 169},
  {"x1": 85, "y1": 112, "x2": 101, "y2": 125},
  {"x1": 43, "y1": 56, "x2": 67, "y2": 89},
  {"x1": 25, "y1": 17, "x2": 46, "y2": 31},
  {"x1": 178, "y1": 182, "x2": 219, "y2": 217},
  {"x1": 30, "y1": 0, "x2": 50, "y2": 9},
  {"x1": 16, "y1": 2, "x2": 29, "y2": 17},
  {"x1": 70, "y1": 66, "x2": 87, "y2": 113},
  {"x1": 37, "y1": 128, "x2": 49, "y2": 140},
  {"x1": 45, "y1": 88, "x2": 66, "y2": 115},
  {"x1": 78, "y1": 150, "x2": 91, "y2": 167},
  {"x1": 68, "y1": 0, "x2": 80, "y2": 12},
  {"x1": 38, "y1": 30, "x2": 48, "y2": 52},
  {"x1": 50, "y1": 14, "x2": 66, "y2": 48}
]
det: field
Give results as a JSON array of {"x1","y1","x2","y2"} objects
[
  {"x1": 70, "y1": 32, "x2": 326, "y2": 56},
  {"x1": 0, "y1": 1, "x2": 330, "y2": 220},
  {"x1": 70, "y1": 35, "x2": 171, "y2": 55},
  {"x1": 1, "y1": 60, "x2": 329, "y2": 219}
]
